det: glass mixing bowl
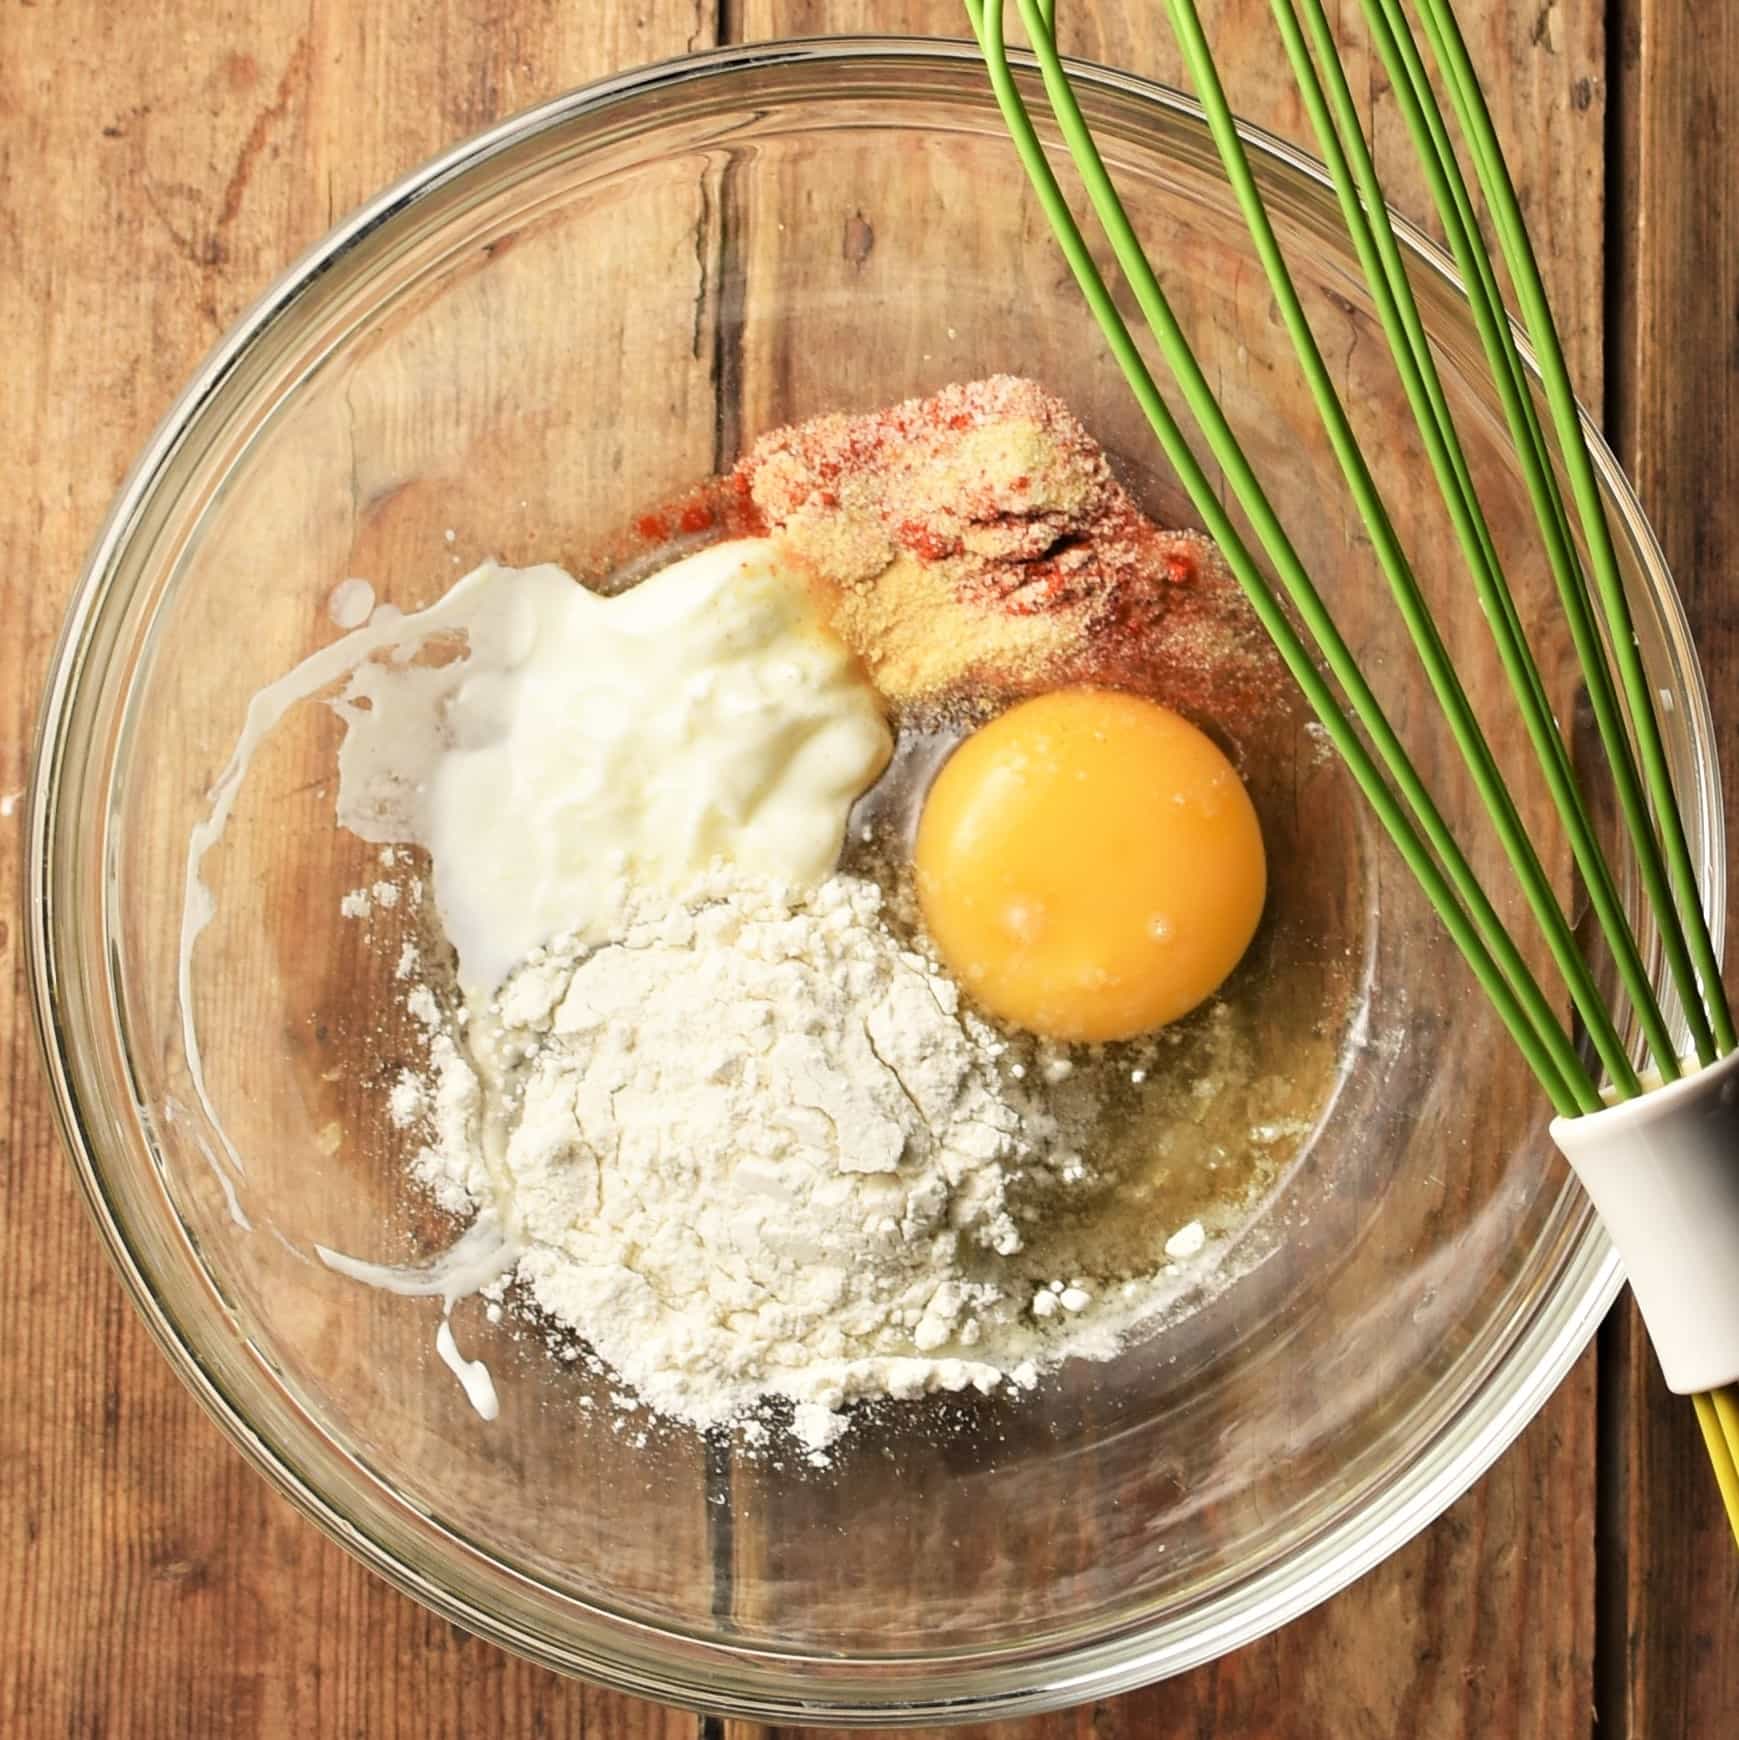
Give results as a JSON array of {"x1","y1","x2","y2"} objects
[{"x1": 29, "y1": 38, "x2": 1723, "y2": 1724}]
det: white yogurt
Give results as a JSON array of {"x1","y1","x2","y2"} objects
[{"x1": 330, "y1": 539, "x2": 891, "y2": 991}]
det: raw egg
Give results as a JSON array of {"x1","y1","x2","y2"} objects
[{"x1": 914, "y1": 688, "x2": 1265, "y2": 1042}]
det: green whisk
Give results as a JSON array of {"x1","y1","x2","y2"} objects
[{"x1": 963, "y1": 0, "x2": 1739, "y2": 1542}]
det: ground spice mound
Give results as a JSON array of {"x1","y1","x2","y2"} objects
[{"x1": 740, "y1": 376, "x2": 1205, "y2": 704}]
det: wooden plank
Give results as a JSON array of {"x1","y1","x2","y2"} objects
[
  {"x1": 0, "y1": 4, "x2": 721, "y2": 1737},
  {"x1": 1604, "y1": 1, "x2": 1739, "y2": 1735},
  {"x1": 718, "y1": 4, "x2": 1606, "y2": 1740}
]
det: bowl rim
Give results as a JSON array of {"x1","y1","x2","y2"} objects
[{"x1": 26, "y1": 33, "x2": 1719, "y2": 1724}]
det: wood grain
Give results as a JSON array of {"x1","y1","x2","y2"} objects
[
  {"x1": 0, "y1": 0, "x2": 1728, "y2": 1736},
  {"x1": 1604, "y1": 1, "x2": 1739, "y2": 1736}
]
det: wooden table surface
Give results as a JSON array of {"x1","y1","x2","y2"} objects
[{"x1": 4, "y1": 2, "x2": 1737, "y2": 1735}]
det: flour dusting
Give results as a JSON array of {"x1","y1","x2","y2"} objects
[{"x1": 393, "y1": 869, "x2": 1186, "y2": 1451}]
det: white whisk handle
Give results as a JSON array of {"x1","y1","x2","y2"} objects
[{"x1": 1550, "y1": 1047, "x2": 1739, "y2": 1395}]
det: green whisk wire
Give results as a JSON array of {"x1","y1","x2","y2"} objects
[
  {"x1": 1262, "y1": 0, "x2": 1670, "y2": 1091},
  {"x1": 966, "y1": 0, "x2": 1594, "y2": 1113},
  {"x1": 1157, "y1": 0, "x2": 1641, "y2": 1095},
  {"x1": 962, "y1": 0, "x2": 1739, "y2": 1546},
  {"x1": 1358, "y1": 0, "x2": 1723, "y2": 1073},
  {"x1": 967, "y1": 0, "x2": 1594, "y2": 1113},
  {"x1": 1410, "y1": 0, "x2": 1732, "y2": 1062}
]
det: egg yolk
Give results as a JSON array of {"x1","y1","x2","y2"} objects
[{"x1": 914, "y1": 688, "x2": 1266, "y2": 1042}]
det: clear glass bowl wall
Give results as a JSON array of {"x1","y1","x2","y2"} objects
[{"x1": 31, "y1": 40, "x2": 1722, "y2": 1724}]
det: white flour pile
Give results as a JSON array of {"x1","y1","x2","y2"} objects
[{"x1": 392, "y1": 869, "x2": 1159, "y2": 1451}]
